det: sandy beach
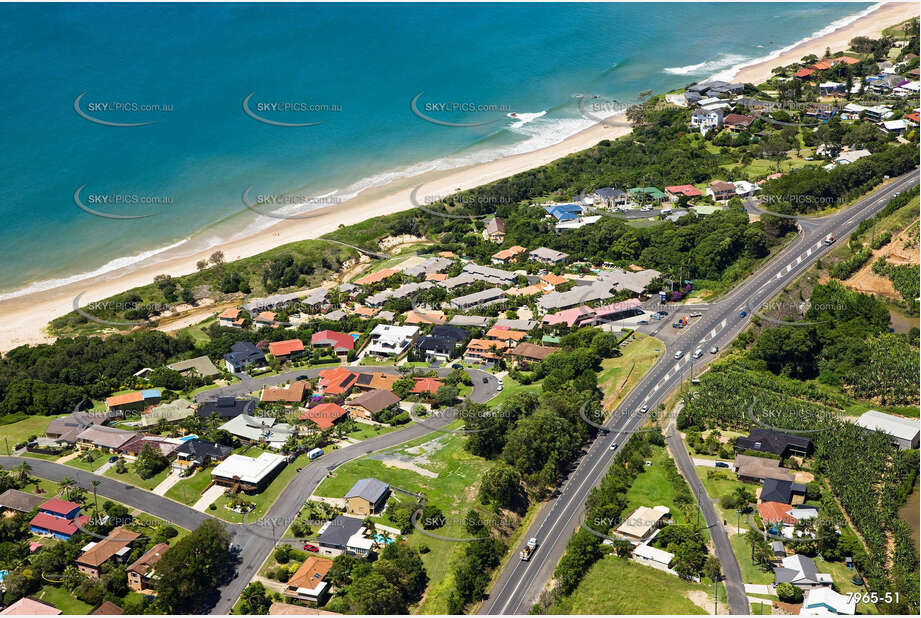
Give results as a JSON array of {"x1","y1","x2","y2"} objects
[{"x1": 0, "y1": 1, "x2": 917, "y2": 352}]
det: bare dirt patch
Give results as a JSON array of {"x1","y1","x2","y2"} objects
[{"x1": 843, "y1": 220, "x2": 920, "y2": 299}]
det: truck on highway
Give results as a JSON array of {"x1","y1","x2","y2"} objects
[
  {"x1": 824, "y1": 234, "x2": 835, "y2": 245},
  {"x1": 520, "y1": 537, "x2": 538, "y2": 561}
]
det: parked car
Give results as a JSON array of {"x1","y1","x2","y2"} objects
[
  {"x1": 108, "y1": 455, "x2": 118, "y2": 463},
  {"x1": 303, "y1": 543, "x2": 319, "y2": 552},
  {"x1": 674, "y1": 350, "x2": 685, "y2": 359},
  {"x1": 710, "y1": 345, "x2": 719, "y2": 354},
  {"x1": 496, "y1": 383, "x2": 503, "y2": 391},
  {"x1": 692, "y1": 348, "x2": 703, "y2": 359},
  {"x1": 689, "y1": 312, "x2": 702, "y2": 318},
  {"x1": 739, "y1": 311, "x2": 747, "y2": 318},
  {"x1": 658, "y1": 310, "x2": 669, "y2": 316},
  {"x1": 482, "y1": 377, "x2": 489, "y2": 383},
  {"x1": 451, "y1": 363, "x2": 462, "y2": 369},
  {"x1": 609, "y1": 441, "x2": 619, "y2": 451},
  {"x1": 640, "y1": 405, "x2": 649, "y2": 414},
  {"x1": 715, "y1": 461, "x2": 730, "y2": 469}
]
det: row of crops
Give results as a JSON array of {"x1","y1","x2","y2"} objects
[{"x1": 679, "y1": 362, "x2": 919, "y2": 613}]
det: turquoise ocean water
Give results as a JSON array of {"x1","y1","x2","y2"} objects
[{"x1": 0, "y1": 2, "x2": 875, "y2": 296}]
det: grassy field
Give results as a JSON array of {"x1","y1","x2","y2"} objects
[
  {"x1": 695, "y1": 465, "x2": 755, "y2": 525},
  {"x1": 729, "y1": 534, "x2": 774, "y2": 585},
  {"x1": 315, "y1": 431, "x2": 493, "y2": 614},
  {"x1": 549, "y1": 557, "x2": 712, "y2": 614},
  {"x1": 0, "y1": 414, "x2": 66, "y2": 450},
  {"x1": 622, "y1": 447, "x2": 693, "y2": 527},
  {"x1": 212, "y1": 452, "x2": 310, "y2": 523},
  {"x1": 65, "y1": 450, "x2": 110, "y2": 472},
  {"x1": 344, "y1": 423, "x2": 401, "y2": 441},
  {"x1": 487, "y1": 375, "x2": 541, "y2": 406},
  {"x1": 598, "y1": 333, "x2": 663, "y2": 411},
  {"x1": 165, "y1": 466, "x2": 214, "y2": 505},
  {"x1": 104, "y1": 460, "x2": 172, "y2": 491},
  {"x1": 36, "y1": 584, "x2": 93, "y2": 614}
]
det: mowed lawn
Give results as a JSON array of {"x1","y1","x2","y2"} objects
[
  {"x1": 165, "y1": 466, "x2": 214, "y2": 505},
  {"x1": 549, "y1": 557, "x2": 710, "y2": 614},
  {"x1": 104, "y1": 461, "x2": 171, "y2": 491},
  {"x1": 65, "y1": 450, "x2": 110, "y2": 472},
  {"x1": 212, "y1": 452, "x2": 310, "y2": 523},
  {"x1": 37, "y1": 584, "x2": 93, "y2": 614},
  {"x1": 0, "y1": 414, "x2": 66, "y2": 450},
  {"x1": 315, "y1": 431, "x2": 493, "y2": 614},
  {"x1": 598, "y1": 333, "x2": 663, "y2": 411},
  {"x1": 730, "y1": 534, "x2": 774, "y2": 585},
  {"x1": 622, "y1": 447, "x2": 692, "y2": 527}
]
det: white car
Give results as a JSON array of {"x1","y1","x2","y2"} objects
[
  {"x1": 692, "y1": 348, "x2": 703, "y2": 359},
  {"x1": 496, "y1": 383, "x2": 504, "y2": 391},
  {"x1": 674, "y1": 350, "x2": 685, "y2": 359},
  {"x1": 710, "y1": 345, "x2": 719, "y2": 354}
]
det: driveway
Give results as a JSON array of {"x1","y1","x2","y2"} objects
[
  {"x1": 193, "y1": 484, "x2": 226, "y2": 512},
  {"x1": 152, "y1": 469, "x2": 185, "y2": 496}
]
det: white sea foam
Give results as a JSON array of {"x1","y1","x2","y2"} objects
[
  {"x1": 507, "y1": 110, "x2": 547, "y2": 129},
  {"x1": 0, "y1": 238, "x2": 190, "y2": 302},
  {"x1": 663, "y1": 53, "x2": 749, "y2": 76},
  {"x1": 709, "y1": 2, "x2": 884, "y2": 82}
]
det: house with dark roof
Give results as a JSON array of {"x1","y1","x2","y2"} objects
[
  {"x1": 223, "y1": 341, "x2": 267, "y2": 374},
  {"x1": 344, "y1": 478, "x2": 391, "y2": 515},
  {"x1": 89, "y1": 601, "x2": 123, "y2": 616},
  {"x1": 316, "y1": 515, "x2": 373, "y2": 557},
  {"x1": 344, "y1": 389, "x2": 401, "y2": 421},
  {"x1": 774, "y1": 554, "x2": 832, "y2": 590},
  {"x1": 592, "y1": 187, "x2": 627, "y2": 208},
  {"x1": 171, "y1": 439, "x2": 232, "y2": 475},
  {"x1": 414, "y1": 324, "x2": 469, "y2": 361},
  {"x1": 0, "y1": 489, "x2": 46, "y2": 514},
  {"x1": 759, "y1": 478, "x2": 807, "y2": 505},
  {"x1": 196, "y1": 396, "x2": 257, "y2": 420},
  {"x1": 733, "y1": 454, "x2": 795, "y2": 483},
  {"x1": 735, "y1": 429, "x2": 813, "y2": 458}
]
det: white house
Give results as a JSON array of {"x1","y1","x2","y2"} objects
[
  {"x1": 690, "y1": 109, "x2": 723, "y2": 133},
  {"x1": 834, "y1": 149, "x2": 871, "y2": 165},
  {"x1": 801, "y1": 587, "x2": 857, "y2": 615},
  {"x1": 366, "y1": 324, "x2": 419, "y2": 358},
  {"x1": 733, "y1": 180, "x2": 761, "y2": 197}
]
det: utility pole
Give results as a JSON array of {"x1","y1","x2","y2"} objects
[{"x1": 713, "y1": 577, "x2": 718, "y2": 615}]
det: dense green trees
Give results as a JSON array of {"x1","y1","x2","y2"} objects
[
  {"x1": 154, "y1": 520, "x2": 232, "y2": 613},
  {"x1": 334, "y1": 542, "x2": 428, "y2": 614}
]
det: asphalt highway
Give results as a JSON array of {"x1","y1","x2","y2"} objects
[{"x1": 480, "y1": 171, "x2": 918, "y2": 615}]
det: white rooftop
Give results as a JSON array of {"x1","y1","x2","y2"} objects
[
  {"x1": 633, "y1": 542, "x2": 673, "y2": 564},
  {"x1": 855, "y1": 410, "x2": 920, "y2": 442},
  {"x1": 802, "y1": 587, "x2": 857, "y2": 615},
  {"x1": 211, "y1": 452, "x2": 286, "y2": 485}
]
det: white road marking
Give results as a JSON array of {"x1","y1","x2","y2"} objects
[
  {"x1": 806, "y1": 248, "x2": 812, "y2": 257},
  {"x1": 796, "y1": 256, "x2": 802, "y2": 264}
]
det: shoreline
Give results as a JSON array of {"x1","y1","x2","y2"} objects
[{"x1": 0, "y1": 1, "x2": 917, "y2": 352}]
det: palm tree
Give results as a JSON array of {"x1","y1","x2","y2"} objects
[
  {"x1": 91, "y1": 480, "x2": 101, "y2": 514},
  {"x1": 15, "y1": 461, "x2": 32, "y2": 482},
  {"x1": 59, "y1": 477, "x2": 76, "y2": 500}
]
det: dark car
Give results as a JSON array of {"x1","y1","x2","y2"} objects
[
  {"x1": 482, "y1": 377, "x2": 489, "y2": 383},
  {"x1": 715, "y1": 461, "x2": 729, "y2": 468},
  {"x1": 108, "y1": 456, "x2": 118, "y2": 463},
  {"x1": 451, "y1": 364, "x2": 462, "y2": 369},
  {"x1": 739, "y1": 311, "x2": 747, "y2": 318}
]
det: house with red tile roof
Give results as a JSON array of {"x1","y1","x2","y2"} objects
[
  {"x1": 268, "y1": 339, "x2": 305, "y2": 361},
  {"x1": 300, "y1": 403, "x2": 348, "y2": 430},
  {"x1": 722, "y1": 113, "x2": 755, "y2": 132},
  {"x1": 318, "y1": 366, "x2": 358, "y2": 396},
  {"x1": 29, "y1": 499, "x2": 90, "y2": 540},
  {"x1": 354, "y1": 268, "x2": 399, "y2": 286},
  {"x1": 77, "y1": 526, "x2": 141, "y2": 578},
  {"x1": 485, "y1": 327, "x2": 527, "y2": 347},
  {"x1": 665, "y1": 185, "x2": 703, "y2": 201},
  {"x1": 540, "y1": 273, "x2": 567, "y2": 287},
  {"x1": 254, "y1": 311, "x2": 279, "y2": 329},
  {"x1": 410, "y1": 378, "x2": 444, "y2": 395},
  {"x1": 906, "y1": 112, "x2": 920, "y2": 125},
  {"x1": 758, "y1": 501, "x2": 796, "y2": 526},
  {"x1": 490, "y1": 245, "x2": 526, "y2": 264},
  {"x1": 218, "y1": 307, "x2": 245, "y2": 328},
  {"x1": 794, "y1": 67, "x2": 816, "y2": 79},
  {"x1": 311, "y1": 330, "x2": 354, "y2": 357}
]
